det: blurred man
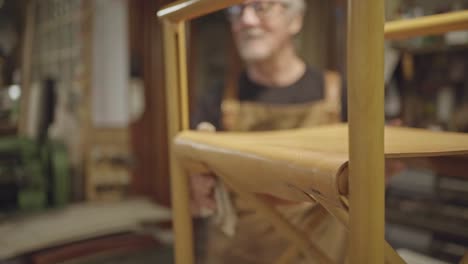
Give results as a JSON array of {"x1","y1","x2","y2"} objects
[{"x1": 191, "y1": 0, "x2": 347, "y2": 262}]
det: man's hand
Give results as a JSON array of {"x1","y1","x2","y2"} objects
[
  {"x1": 190, "y1": 172, "x2": 217, "y2": 216},
  {"x1": 190, "y1": 122, "x2": 217, "y2": 217}
]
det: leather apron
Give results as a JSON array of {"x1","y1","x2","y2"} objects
[{"x1": 202, "y1": 72, "x2": 347, "y2": 264}]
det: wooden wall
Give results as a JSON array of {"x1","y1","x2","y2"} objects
[{"x1": 128, "y1": 0, "x2": 172, "y2": 206}]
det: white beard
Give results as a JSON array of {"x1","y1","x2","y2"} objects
[{"x1": 236, "y1": 28, "x2": 272, "y2": 62}]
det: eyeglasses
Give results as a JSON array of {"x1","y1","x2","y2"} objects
[{"x1": 226, "y1": 1, "x2": 290, "y2": 21}]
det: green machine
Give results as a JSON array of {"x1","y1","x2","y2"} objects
[
  {"x1": 0, "y1": 136, "x2": 70, "y2": 212},
  {"x1": 0, "y1": 76, "x2": 71, "y2": 212}
]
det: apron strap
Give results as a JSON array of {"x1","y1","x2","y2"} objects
[{"x1": 221, "y1": 70, "x2": 343, "y2": 130}]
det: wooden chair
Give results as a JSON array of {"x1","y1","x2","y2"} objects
[{"x1": 157, "y1": 1, "x2": 468, "y2": 263}]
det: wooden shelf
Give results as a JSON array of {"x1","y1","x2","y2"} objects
[
  {"x1": 386, "y1": 207, "x2": 468, "y2": 240},
  {"x1": 392, "y1": 43, "x2": 468, "y2": 55}
]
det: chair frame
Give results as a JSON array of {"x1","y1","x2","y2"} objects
[{"x1": 157, "y1": 1, "x2": 468, "y2": 263}]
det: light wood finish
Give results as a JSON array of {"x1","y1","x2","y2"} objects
[
  {"x1": 347, "y1": 0, "x2": 385, "y2": 262},
  {"x1": 162, "y1": 21, "x2": 194, "y2": 264},
  {"x1": 157, "y1": 0, "x2": 243, "y2": 23},
  {"x1": 385, "y1": 10, "x2": 468, "y2": 40},
  {"x1": 275, "y1": 246, "x2": 299, "y2": 264},
  {"x1": 177, "y1": 22, "x2": 190, "y2": 130},
  {"x1": 219, "y1": 176, "x2": 333, "y2": 264},
  {"x1": 175, "y1": 125, "x2": 468, "y2": 204},
  {"x1": 337, "y1": 197, "x2": 406, "y2": 264},
  {"x1": 384, "y1": 242, "x2": 407, "y2": 264},
  {"x1": 309, "y1": 194, "x2": 406, "y2": 264},
  {"x1": 274, "y1": 205, "x2": 329, "y2": 264},
  {"x1": 175, "y1": 124, "x2": 468, "y2": 262}
]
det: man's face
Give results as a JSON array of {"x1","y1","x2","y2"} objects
[{"x1": 228, "y1": 0, "x2": 302, "y2": 62}]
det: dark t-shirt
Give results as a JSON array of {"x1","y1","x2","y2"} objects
[{"x1": 191, "y1": 67, "x2": 347, "y2": 130}]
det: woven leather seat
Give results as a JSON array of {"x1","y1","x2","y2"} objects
[{"x1": 174, "y1": 124, "x2": 468, "y2": 208}]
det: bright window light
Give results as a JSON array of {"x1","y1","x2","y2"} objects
[{"x1": 8, "y1": 84, "x2": 21, "y2": 101}]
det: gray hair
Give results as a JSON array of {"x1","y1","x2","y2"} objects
[{"x1": 289, "y1": 0, "x2": 307, "y2": 15}]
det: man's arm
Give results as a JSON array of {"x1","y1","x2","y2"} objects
[{"x1": 190, "y1": 85, "x2": 224, "y2": 130}]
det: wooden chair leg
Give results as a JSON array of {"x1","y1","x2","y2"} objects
[
  {"x1": 274, "y1": 205, "x2": 329, "y2": 264},
  {"x1": 163, "y1": 21, "x2": 194, "y2": 264},
  {"x1": 384, "y1": 242, "x2": 407, "y2": 264},
  {"x1": 217, "y1": 173, "x2": 334, "y2": 264},
  {"x1": 307, "y1": 194, "x2": 406, "y2": 264},
  {"x1": 239, "y1": 192, "x2": 332, "y2": 263},
  {"x1": 347, "y1": 0, "x2": 385, "y2": 262}
]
